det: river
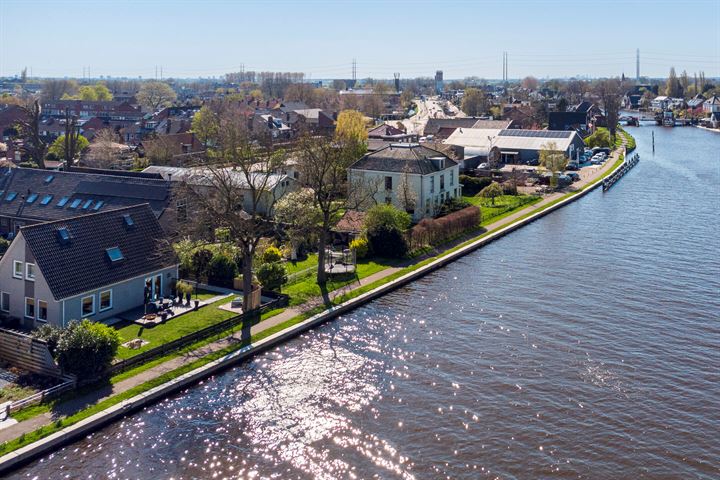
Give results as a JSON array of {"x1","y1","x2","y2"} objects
[{"x1": 11, "y1": 125, "x2": 720, "y2": 479}]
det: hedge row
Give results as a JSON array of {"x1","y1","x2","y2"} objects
[{"x1": 408, "y1": 206, "x2": 481, "y2": 250}]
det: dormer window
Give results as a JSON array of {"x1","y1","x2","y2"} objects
[
  {"x1": 106, "y1": 247, "x2": 124, "y2": 262},
  {"x1": 57, "y1": 227, "x2": 71, "y2": 244}
]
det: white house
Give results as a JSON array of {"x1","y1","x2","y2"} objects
[{"x1": 348, "y1": 143, "x2": 461, "y2": 220}]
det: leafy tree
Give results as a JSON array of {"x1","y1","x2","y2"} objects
[
  {"x1": 61, "y1": 83, "x2": 113, "y2": 101},
  {"x1": 585, "y1": 129, "x2": 612, "y2": 148},
  {"x1": 539, "y1": 141, "x2": 568, "y2": 188},
  {"x1": 191, "y1": 248, "x2": 213, "y2": 283},
  {"x1": 461, "y1": 88, "x2": 488, "y2": 116},
  {"x1": 261, "y1": 245, "x2": 283, "y2": 264},
  {"x1": 665, "y1": 67, "x2": 682, "y2": 98},
  {"x1": 594, "y1": 78, "x2": 624, "y2": 138},
  {"x1": 257, "y1": 262, "x2": 287, "y2": 291},
  {"x1": 41, "y1": 79, "x2": 79, "y2": 101},
  {"x1": 335, "y1": 109, "x2": 368, "y2": 153},
  {"x1": 191, "y1": 105, "x2": 219, "y2": 147},
  {"x1": 521, "y1": 76, "x2": 539, "y2": 90},
  {"x1": 480, "y1": 182, "x2": 503, "y2": 205},
  {"x1": 364, "y1": 203, "x2": 411, "y2": 233},
  {"x1": 137, "y1": 81, "x2": 177, "y2": 111},
  {"x1": 48, "y1": 134, "x2": 89, "y2": 160},
  {"x1": 53, "y1": 320, "x2": 120, "y2": 376}
]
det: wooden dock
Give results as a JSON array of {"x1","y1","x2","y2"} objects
[{"x1": 603, "y1": 153, "x2": 639, "y2": 191}]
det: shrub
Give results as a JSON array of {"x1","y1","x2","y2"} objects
[
  {"x1": 32, "y1": 324, "x2": 62, "y2": 356},
  {"x1": 207, "y1": 254, "x2": 237, "y2": 288},
  {"x1": 367, "y1": 225, "x2": 408, "y2": 258},
  {"x1": 0, "y1": 237, "x2": 9, "y2": 255},
  {"x1": 459, "y1": 175, "x2": 492, "y2": 196},
  {"x1": 436, "y1": 198, "x2": 471, "y2": 216},
  {"x1": 261, "y1": 245, "x2": 283, "y2": 264},
  {"x1": 480, "y1": 182, "x2": 503, "y2": 205},
  {"x1": 349, "y1": 237, "x2": 369, "y2": 259},
  {"x1": 257, "y1": 262, "x2": 287, "y2": 291},
  {"x1": 364, "y1": 204, "x2": 411, "y2": 233},
  {"x1": 54, "y1": 320, "x2": 120, "y2": 376},
  {"x1": 175, "y1": 280, "x2": 194, "y2": 297},
  {"x1": 409, "y1": 206, "x2": 481, "y2": 249},
  {"x1": 191, "y1": 249, "x2": 213, "y2": 282},
  {"x1": 585, "y1": 129, "x2": 612, "y2": 148}
]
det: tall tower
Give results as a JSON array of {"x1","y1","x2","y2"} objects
[
  {"x1": 435, "y1": 70, "x2": 444, "y2": 95},
  {"x1": 394, "y1": 73, "x2": 400, "y2": 93},
  {"x1": 352, "y1": 58, "x2": 357, "y2": 82},
  {"x1": 636, "y1": 49, "x2": 640, "y2": 83}
]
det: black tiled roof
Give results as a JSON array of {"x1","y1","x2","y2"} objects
[
  {"x1": 349, "y1": 144, "x2": 456, "y2": 175},
  {"x1": 0, "y1": 168, "x2": 171, "y2": 223},
  {"x1": 424, "y1": 117, "x2": 484, "y2": 136},
  {"x1": 21, "y1": 204, "x2": 177, "y2": 301}
]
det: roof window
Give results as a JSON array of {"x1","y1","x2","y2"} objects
[
  {"x1": 5, "y1": 192, "x2": 17, "y2": 202},
  {"x1": 122, "y1": 214, "x2": 134, "y2": 228},
  {"x1": 69, "y1": 199, "x2": 82, "y2": 208},
  {"x1": 93, "y1": 200, "x2": 105, "y2": 211},
  {"x1": 40, "y1": 194, "x2": 53, "y2": 205},
  {"x1": 57, "y1": 196, "x2": 69, "y2": 207},
  {"x1": 82, "y1": 199, "x2": 93, "y2": 209},
  {"x1": 44, "y1": 175, "x2": 55, "y2": 184},
  {"x1": 57, "y1": 227, "x2": 71, "y2": 244},
  {"x1": 106, "y1": 247, "x2": 124, "y2": 262},
  {"x1": 26, "y1": 193, "x2": 39, "y2": 203}
]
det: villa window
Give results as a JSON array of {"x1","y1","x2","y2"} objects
[
  {"x1": 25, "y1": 297, "x2": 35, "y2": 318},
  {"x1": 38, "y1": 300, "x2": 48, "y2": 322},
  {"x1": 99, "y1": 290, "x2": 112, "y2": 312},
  {"x1": 440, "y1": 175, "x2": 445, "y2": 191},
  {"x1": 430, "y1": 177, "x2": 435, "y2": 193},
  {"x1": 25, "y1": 263, "x2": 35, "y2": 281},
  {"x1": 13, "y1": 261, "x2": 23, "y2": 279},
  {"x1": 1, "y1": 292, "x2": 9, "y2": 312},
  {"x1": 81, "y1": 295, "x2": 95, "y2": 317},
  {"x1": 385, "y1": 176, "x2": 393, "y2": 191},
  {"x1": 450, "y1": 170, "x2": 454, "y2": 186}
]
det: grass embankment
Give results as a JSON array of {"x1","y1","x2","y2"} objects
[
  {"x1": 463, "y1": 194, "x2": 542, "y2": 226},
  {"x1": 0, "y1": 157, "x2": 628, "y2": 457}
]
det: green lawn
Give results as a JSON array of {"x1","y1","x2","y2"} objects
[
  {"x1": 463, "y1": 194, "x2": 542, "y2": 224},
  {"x1": 284, "y1": 254, "x2": 318, "y2": 275},
  {"x1": 113, "y1": 296, "x2": 235, "y2": 360},
  {"x1": 282, "y1": 258, "x2": 397, "y2": 306}
]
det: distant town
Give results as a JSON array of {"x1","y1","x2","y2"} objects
[{"x1": 0, "y1": 61, "x2": 718, "y2": 470}]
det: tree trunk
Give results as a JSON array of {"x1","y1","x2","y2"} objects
[
  {"x1": 317, "y1": 226, "x2": 328, "y2": 285},
  {"x1": 242, "y1": 252, "x2": 253, "y2": 312}
]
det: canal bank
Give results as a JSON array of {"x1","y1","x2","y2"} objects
[{"x1": 0, "y1": 143, "x2": 630, "y2": 473}]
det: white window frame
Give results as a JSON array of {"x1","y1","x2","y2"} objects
[
  {"x1": 25, "y1": 262, "x2": 35, "y2": 281},
  {"x1": 99, "y1": 290, "x2": 113, "y2": 312},
  {"x1": 0, "y1": 291, "x2": 9, "y2": 312},
  {"x1": 81, "y1": 295, "x2": 95, "y2": 317},
  {"x1": 37, "y1": 300, "x2": 48, "y2": 322},
  {"x1": 25, "y1": 297, "x2": 35, "y2": 319},
  {"x1": 13, "y1": 261, "x2": 23, "y2": 279}
]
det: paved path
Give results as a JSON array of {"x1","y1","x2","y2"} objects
[{"x1": 0, "y1": 145, "x2": 625, "y2": 444}]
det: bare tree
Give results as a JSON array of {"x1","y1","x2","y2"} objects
[
  {"x1": 183, "y1": 107, "x2": 286, "y2": 311},
  {"x1": 295, "y1": 134, "x2": 378, "y2": 285},
  {"x1": 16, "y1": 100, "x2": 47, "y2": 168},
  {"x1": 63, "y1": 108, "x2": 80, "y2": 171},
  {"x1": 594, "y1": 78, "x2": 624, "y2": 139},
  {"x1": 85, "y1": 129, "x2": 121, "y2": 168},
  {"x1": 396, "y1": 161, "x2": 417, "y2": 214}
]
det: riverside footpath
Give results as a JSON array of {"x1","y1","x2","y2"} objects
[{"x1": 0, "y1": 140, "x2": 628, "y2": 467}]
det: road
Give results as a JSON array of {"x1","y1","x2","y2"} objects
[{"x1": 397, "y1": 96, "x2": 466, "y2": 135}]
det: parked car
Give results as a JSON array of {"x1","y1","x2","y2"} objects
[
  {"x1": 525, "y1": 158, "x2": 540, "y2": 166},
  {"x1": 566, "y1": 172, "x2": 580, "y2": 182},
  {"x1": 478, "y1": 163, "x2": 489, "y2": 169},
  {"x1": 566, "y1": 162, "x2": 579, "y2": 171}
]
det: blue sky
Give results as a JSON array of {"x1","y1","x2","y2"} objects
[{"x1": 1, "y1": 0, "x2": 718, "y2": 80}]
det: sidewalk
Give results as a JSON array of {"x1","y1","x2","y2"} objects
[{"x1": 0, "y1": 145, "x2": 625, "y2": 445}]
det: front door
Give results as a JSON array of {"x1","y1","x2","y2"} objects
[{"x1": 145, "y1": 275, "x2": 163, "y2": 302}]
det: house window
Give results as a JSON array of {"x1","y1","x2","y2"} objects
[
  {"x1": 99, "y1": 290, "x2": 112, "y2": 311},
  {"x1": 25, "y1": 297, "x2": 35, "y2": 318},
  {"x1": 430, "y1": 177, "x2": 435, "y2": 193},
  {"x1": 450, "y1": 170, "x2": 454, "y2": 186},
  {"x1": 13, "y1": 261, "x2": 23, "y2": 279},
  {"x1": 81, "y1": 295, "x2": 95, "y2": 317},
  {"x1": 1, "y1": 292, "x2": 9, "y2": 312},
  {"x1": 38, "y1": 300, "x2": 48, "y2": 322},
  {"x1": 25, "y1": 263, "x2": 35, "y2": 281},
  {"x1": 440, "y1": 174, "x2": 445, "y2": 191},
  {"x1": 385, "y1": 176, "x2": 393, "y2": 191}
]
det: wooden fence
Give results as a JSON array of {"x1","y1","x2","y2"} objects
[
  {"x1": 0, "y1": 328, "x2": 62, "y2": 378},
  {"x1": 1, "y1": 375, "x2": 77, "y2": 418}
]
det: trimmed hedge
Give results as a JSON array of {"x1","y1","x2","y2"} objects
[
  {"x1": 408, "y1": 206, "x2": 481, "y2": 249},
  {"x1": 459, "y1": 175, "x2": 492, "y2": 196}
]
